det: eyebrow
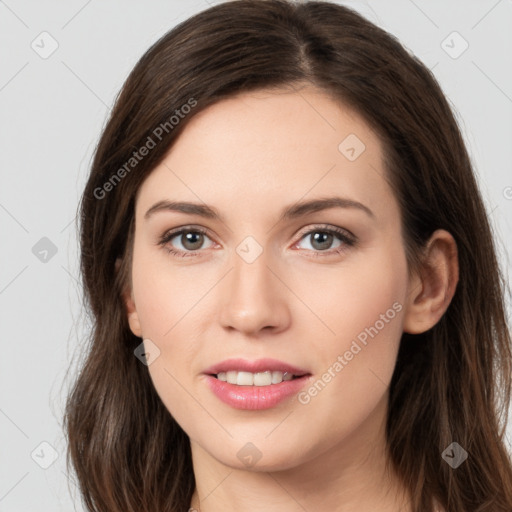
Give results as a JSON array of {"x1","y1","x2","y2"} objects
[{"x1": 144, "y1": 196, "x2": 375, "y2": 223}]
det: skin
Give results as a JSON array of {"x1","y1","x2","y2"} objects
[{"x1": 121, "y1": 85, "x2": 458, "y2": 512}]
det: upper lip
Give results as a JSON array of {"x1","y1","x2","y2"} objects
[{"x1": 203, "y1": 358, "x2": 310, "y2": 376}]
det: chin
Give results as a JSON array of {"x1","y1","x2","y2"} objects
[{"x1": 202, "y1": 438, "x2": 311, "y2": 473}]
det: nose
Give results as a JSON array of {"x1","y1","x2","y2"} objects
[{"x1": 218, "y1": 249, "x2": 291, "y2": 336}]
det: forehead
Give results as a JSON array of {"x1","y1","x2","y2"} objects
[{"x1": 135, "y1": 86, "x2": 395, "y2": 227}]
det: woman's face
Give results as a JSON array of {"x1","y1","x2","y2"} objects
[{"x1": 125, "y1": 86, "x2": 414, "y2": 472}]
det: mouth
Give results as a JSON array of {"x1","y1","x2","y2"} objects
[
  {"x1": 203, "y1": 357, "x2": 310, "y2": 386},
  {"x1": 210, "y1": 370, "x2": 305, "y2": 386},
  {"x1": 203, "y1": 360, "x2": 313, "y2": 410}
]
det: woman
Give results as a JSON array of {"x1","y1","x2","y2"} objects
[{"x1": 64, "y1": 1, "x2": 512, "y2": 511}]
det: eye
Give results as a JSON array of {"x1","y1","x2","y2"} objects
[
  {"x1": 158, "y1": 227, "x2": 215, "y2": 257},
  {"x1": 294, "y1": 225, "x2": 356, "y2": 256},
  {"x1": 158, "y1": 224, "x2": 357, "y2": 259}
]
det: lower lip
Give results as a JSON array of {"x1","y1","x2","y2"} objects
[{"x1": 204, "y1": 374, "x2": 311, "y2": 410}]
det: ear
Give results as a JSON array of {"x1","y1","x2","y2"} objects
[
  {"x1": 115, "y1": 257, "x2": 142, "y2": 338},
  {"x1": 403, "y1": 229, "x2": 459, "y2": 334}
]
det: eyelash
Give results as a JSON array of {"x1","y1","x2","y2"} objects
[{"x1": 157, "y1": 224, "x2": 357, "y2": 259}]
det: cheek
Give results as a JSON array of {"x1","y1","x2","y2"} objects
[
  {"x1": 292, "y1": 241, "x2": 407, "y2": 435},
  {"x1": 290, "y1": 240, "x2": 407, "y2": 405},
  {"x1": 291, "y1": 239, "x2": 407, "y2": 357},
  {"x1": 130, "y1": 243, "x2": 215, "y2": 342},
  {"x1": 130, "y1": 245, "x2": 216, "y2": 422}
]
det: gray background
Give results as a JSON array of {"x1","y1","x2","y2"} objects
[{"x1": 1, "y1": 1, "x2": 511, "y2": 510}]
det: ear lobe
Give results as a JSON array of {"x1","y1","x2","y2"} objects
[
  {"x1": 402, "y1": 229, "x2": 459, "y2": 335},
  {"x1": 116, "y1": 257, "x2": 142, "y2": 338}
]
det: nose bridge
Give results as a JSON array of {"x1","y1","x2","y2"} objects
[{"x1": 218, "y1": 241, "x2": 290, "y2": 334}]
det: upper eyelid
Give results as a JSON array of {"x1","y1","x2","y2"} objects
[
  {"x1": 161, "y1": 225, "x2": 213, "y2": 243},
  {"x1": 296, "y1": 224, "x2": 354, "y2": 239}
]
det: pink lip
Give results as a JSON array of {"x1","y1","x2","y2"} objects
[
  {"x1": 202, "y1": 358, "x2": 310, "y2": 376},
  {"x1": 202, "y1": 358, "x2": 312, "y2": 410}
]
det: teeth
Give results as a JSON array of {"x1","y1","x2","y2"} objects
[{"x1": 216, "y1": 370, "x2": 297, "y2": 386}]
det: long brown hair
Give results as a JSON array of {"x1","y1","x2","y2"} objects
[{"x1": 64, "y1": 1, "x2": 512, "y2": 510}]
